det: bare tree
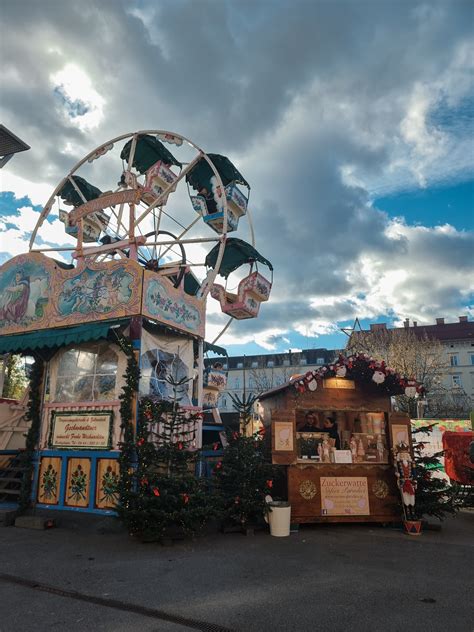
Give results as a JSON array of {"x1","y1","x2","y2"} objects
[
  {"x1": 346, "y1": 328, "x2": 469, "y2": 417},
  {"x1": 249, "y1": 366, "x2": 294, "y2": 393}
]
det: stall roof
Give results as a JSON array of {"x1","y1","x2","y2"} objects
[
  {"x1": 259, "y1": 353, "x2": 424, "y2": 399},
  {"x1": 0, "y1": 319, "x2": 128, "y2": 354}
]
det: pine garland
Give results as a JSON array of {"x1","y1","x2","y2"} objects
[
  {"x1": 116, "y1": 334, "x2": 141, "y2": 513},
  {"x1": 18, "y1": 357, "x2": 44, "y2": 512}
]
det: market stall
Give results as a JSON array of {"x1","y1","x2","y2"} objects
[{"x1": 259, "y1": 354, "x2": 423, "y2": 524}]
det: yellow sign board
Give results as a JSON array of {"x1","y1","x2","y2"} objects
[
  {"x1": 323, "y1": 378, "x2": 355, "y2": 389},
  {"x1": 320, "y1": 476, "x2": 370, "y2": 516},
  {"x1": 50, "y1": 412, "x2": 112, "y2": 449}
]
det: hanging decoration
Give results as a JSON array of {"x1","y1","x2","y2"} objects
[{"x1": 292, "y1": 353, "x2": 425, "y2": 397}]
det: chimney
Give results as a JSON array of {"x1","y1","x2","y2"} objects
[
  {"x1": 436, "y1": 318, "x2": 445, "y2": 325},
  {"x1": 370, "y1": 323, "x2": 387, "y2": 331},
  {"x1": 413, "y1": 321, "x2": 417, "y2": 327},
  {"x1": 459, "y1": 316, "x2": 468, "y2": 323},
  {"x1": 403, "y1": 318, "x2": 410, "y2": 328}
]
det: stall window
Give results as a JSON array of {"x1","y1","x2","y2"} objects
[
  {"x1": 55, "y1": 343, "x2": 119, "y2": 403},
  {"x1": 295, "y1": 410, "x2": 388, "y2": 464}
]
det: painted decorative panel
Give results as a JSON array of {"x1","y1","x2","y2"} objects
[
  {"x1": 143, "y1": 272, "x2": 205, "y2": 337},
  {"x1": 65, "y1": 457, "x2": 91, "y2": 508},
  {"x1": 0, "y1": 253, "x2": 52, "y2": 335},
  {"x1": 52, "y1": 260, "x2": 142, "y2": 327},
  {"x1": 95, "y1": 458, "x2": 120, "y2": 509},
  {"x1": 0, "y1": 253, "x2": 143, "y2": 335},
  {"x1": 37, "y1": 457, "x2": 62, "y2": 505}
]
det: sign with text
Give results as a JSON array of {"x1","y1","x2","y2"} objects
[
  {"x1": 323, "y1": 378, "x2": 355, "y2": 389},
  {"x1": 50, "y1": 412, "x2": 112, "y2": 449},
  {"x1": 320, "y1": 477, "x2": 370, "y2": 516}
]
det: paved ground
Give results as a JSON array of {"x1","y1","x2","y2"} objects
[{"x1": 0, "y1": 510, "x2": 473, "y2": 632}]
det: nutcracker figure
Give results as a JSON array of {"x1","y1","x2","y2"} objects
[{"x1": 393, "y1": 442, "x2": 417, "y2": 519}]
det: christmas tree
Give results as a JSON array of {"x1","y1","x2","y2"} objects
[
  {"x1": 213, "y1": 393, "x2": 276, "y2": 528},
  {"x1": 118, "y1": 375, "x2": 213, "y2": 541},
  {"x1": 411, "y1": 424, "x2": 460, "y2": 521}
]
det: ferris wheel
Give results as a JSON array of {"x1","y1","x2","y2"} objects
[{"x1": 29, "y1": 130, "x2": 273, "y2": 341}]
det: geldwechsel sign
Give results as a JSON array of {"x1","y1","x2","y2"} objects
[{"x1": 49, "y1": 411, "x2": 113, "y2": 449}]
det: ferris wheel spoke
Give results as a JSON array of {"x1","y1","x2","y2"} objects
[
  {"x1": 158, "y1": 214, "x2": 202, "y2": 261},
  {"x1": 133, "y1": 152, "x2": 203, "y2": 228}
]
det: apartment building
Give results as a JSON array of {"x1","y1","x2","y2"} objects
[
  {"x1": 356, "y1": 316, "x2": 474, "y2": 402},
  {"x1": 208, "y1": 348, "x2": 337, "y2": 413}
]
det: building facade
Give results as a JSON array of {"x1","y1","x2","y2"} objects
[
  {"x1": 210, "y1": 348, "x2": 337, "y2": 413},
  {"x1": 354, "y1": 316, "x2": 474, "y2": 410}
]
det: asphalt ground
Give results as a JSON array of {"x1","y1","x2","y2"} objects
[{"x1": 0, "y1": 510, "x2": 473, "y2": 632}]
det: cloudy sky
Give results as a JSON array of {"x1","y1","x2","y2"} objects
[{"x1": 0, "y1": 0, "x2": 473, "y2": 354}]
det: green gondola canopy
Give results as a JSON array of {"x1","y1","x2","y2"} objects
[
  {"x1": 205, "y1": 238, "x2": 273, "y2": 278},
  {"x1": 186, "y1": 154, "x2": 249, "y2": 193},
  {"x1": 58, "y1": 175, "x2": 102, "y2": 207},
  {"x1": 120, "y1": 135, "x2": 182, "y2": 173}
]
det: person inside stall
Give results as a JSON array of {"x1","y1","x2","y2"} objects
[
  {"x1": 299, "y1": 411, "x2": 320, "y2": 432},
  {"x1": 321, "y1": 417, "x2": 341, "y2": 449}
]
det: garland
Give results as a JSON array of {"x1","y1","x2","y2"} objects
[
  {"x1": 18, "y1": 357, "x2": 44, "y2": 512},
  {"x1": 116, "y1": 334, "x2": 141, "y2": 510},
  {"x1": 292, "y1": 352, "x2": 425, "y2": 397}
]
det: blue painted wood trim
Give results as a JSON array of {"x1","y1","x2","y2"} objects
[{"x1": 36, "y1": 503, "x2": 116, "y2": 516}]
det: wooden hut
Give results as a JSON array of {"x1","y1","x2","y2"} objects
[{"x1": 259, "y1": 354, "x2": 423, "y2": 524}]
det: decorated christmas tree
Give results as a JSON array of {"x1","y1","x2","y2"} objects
[
  {"x1": 411, "y1": 424, "x2": 459, "y2": 521},
  {"x1": 118, "y1": 375, "x2": 213, "y2": 541},
  {"x1": 213, "y1": 393, "x2": 276, "y2": 528}
]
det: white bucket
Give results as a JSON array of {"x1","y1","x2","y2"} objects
[{"x1": 267, "y1": 501, "x2": 291, "y2": 537}]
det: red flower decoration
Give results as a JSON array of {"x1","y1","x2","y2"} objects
[
  {"x1": 137, "y1": 438, "x2": 145, "y2": 447},
  {"x1": 266, "y1": 479, "x2": 273, "y2": 489},
  {"x1": 181, "y1": 493, "x2": 190, "y2": 504},
  {"x1": 140, "y1": 477, "x2": 148, "y2": 486},
  {"x1": 232, "y1": 431, "x2": 239, "y2": 440},
  {"x1": 213, "y1": 442, "x2": 219, "y2": 451},
  {"x1": 152, "y1": 487, "x2": 160, "y2": 497},
  {"x1": 215, "y1": 461, "x2": 222, "y2": 470},
  {"x1": 258, "y1": 427, "x2": 266, "y2": 436},
  {"x1": 178, "y1": 442, "x2": 183, "y2": 450}
]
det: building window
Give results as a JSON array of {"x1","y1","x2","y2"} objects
[
  {"x1": 251, "y1": 361, "x2": 258, "y2": 368},
  {"x1": 237, "y1": 362, "x2": 243, "y2": 369},
  {"x1": 267, "y1": 360, "x2": 274, "y2": 368},
  {"x1": 220, "y1": 396, "x2": 227, "y2": 408},
  {"x1": 55, "y1": 343, "x2": 118, "y2": 403},
  {"x1": 222, "y1": 363, "x2": 228, "y2": 370},
  {"x1": 470, "y1": 354, "x2": 474, "y2": 365},
  {"x1": 233, "y1": 378, "x2": 240, "y2": 389},
  {"x1": 316, "y1": 357, "x2": 325, "y2": 365},
  {"x1": 450, "y1": 355, "x2": 459, "y2": 366},
  {"x1": 283, "y1": 359, "x2": 290, "y2": 366},
  {"x1": 300, "y1": 358, "x2": 307, "y2": 365},
  {"x1": 452, "y1": 375, "x2": 462, "y2": 388}
]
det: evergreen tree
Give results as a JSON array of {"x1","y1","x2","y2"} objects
[
  {"x1": 214, "y1": 393, "x2": 276, "y2": 528},
  {"x1": 118, "y1": 376, "x2": 213, "y2": 541},
  {"x1": 411, "y1": 424, "x2": 460, "y2": 521}
]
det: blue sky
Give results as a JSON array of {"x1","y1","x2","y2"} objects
[{"x1": 1, "y1": 0, "x2": 473, "y2": 356}]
